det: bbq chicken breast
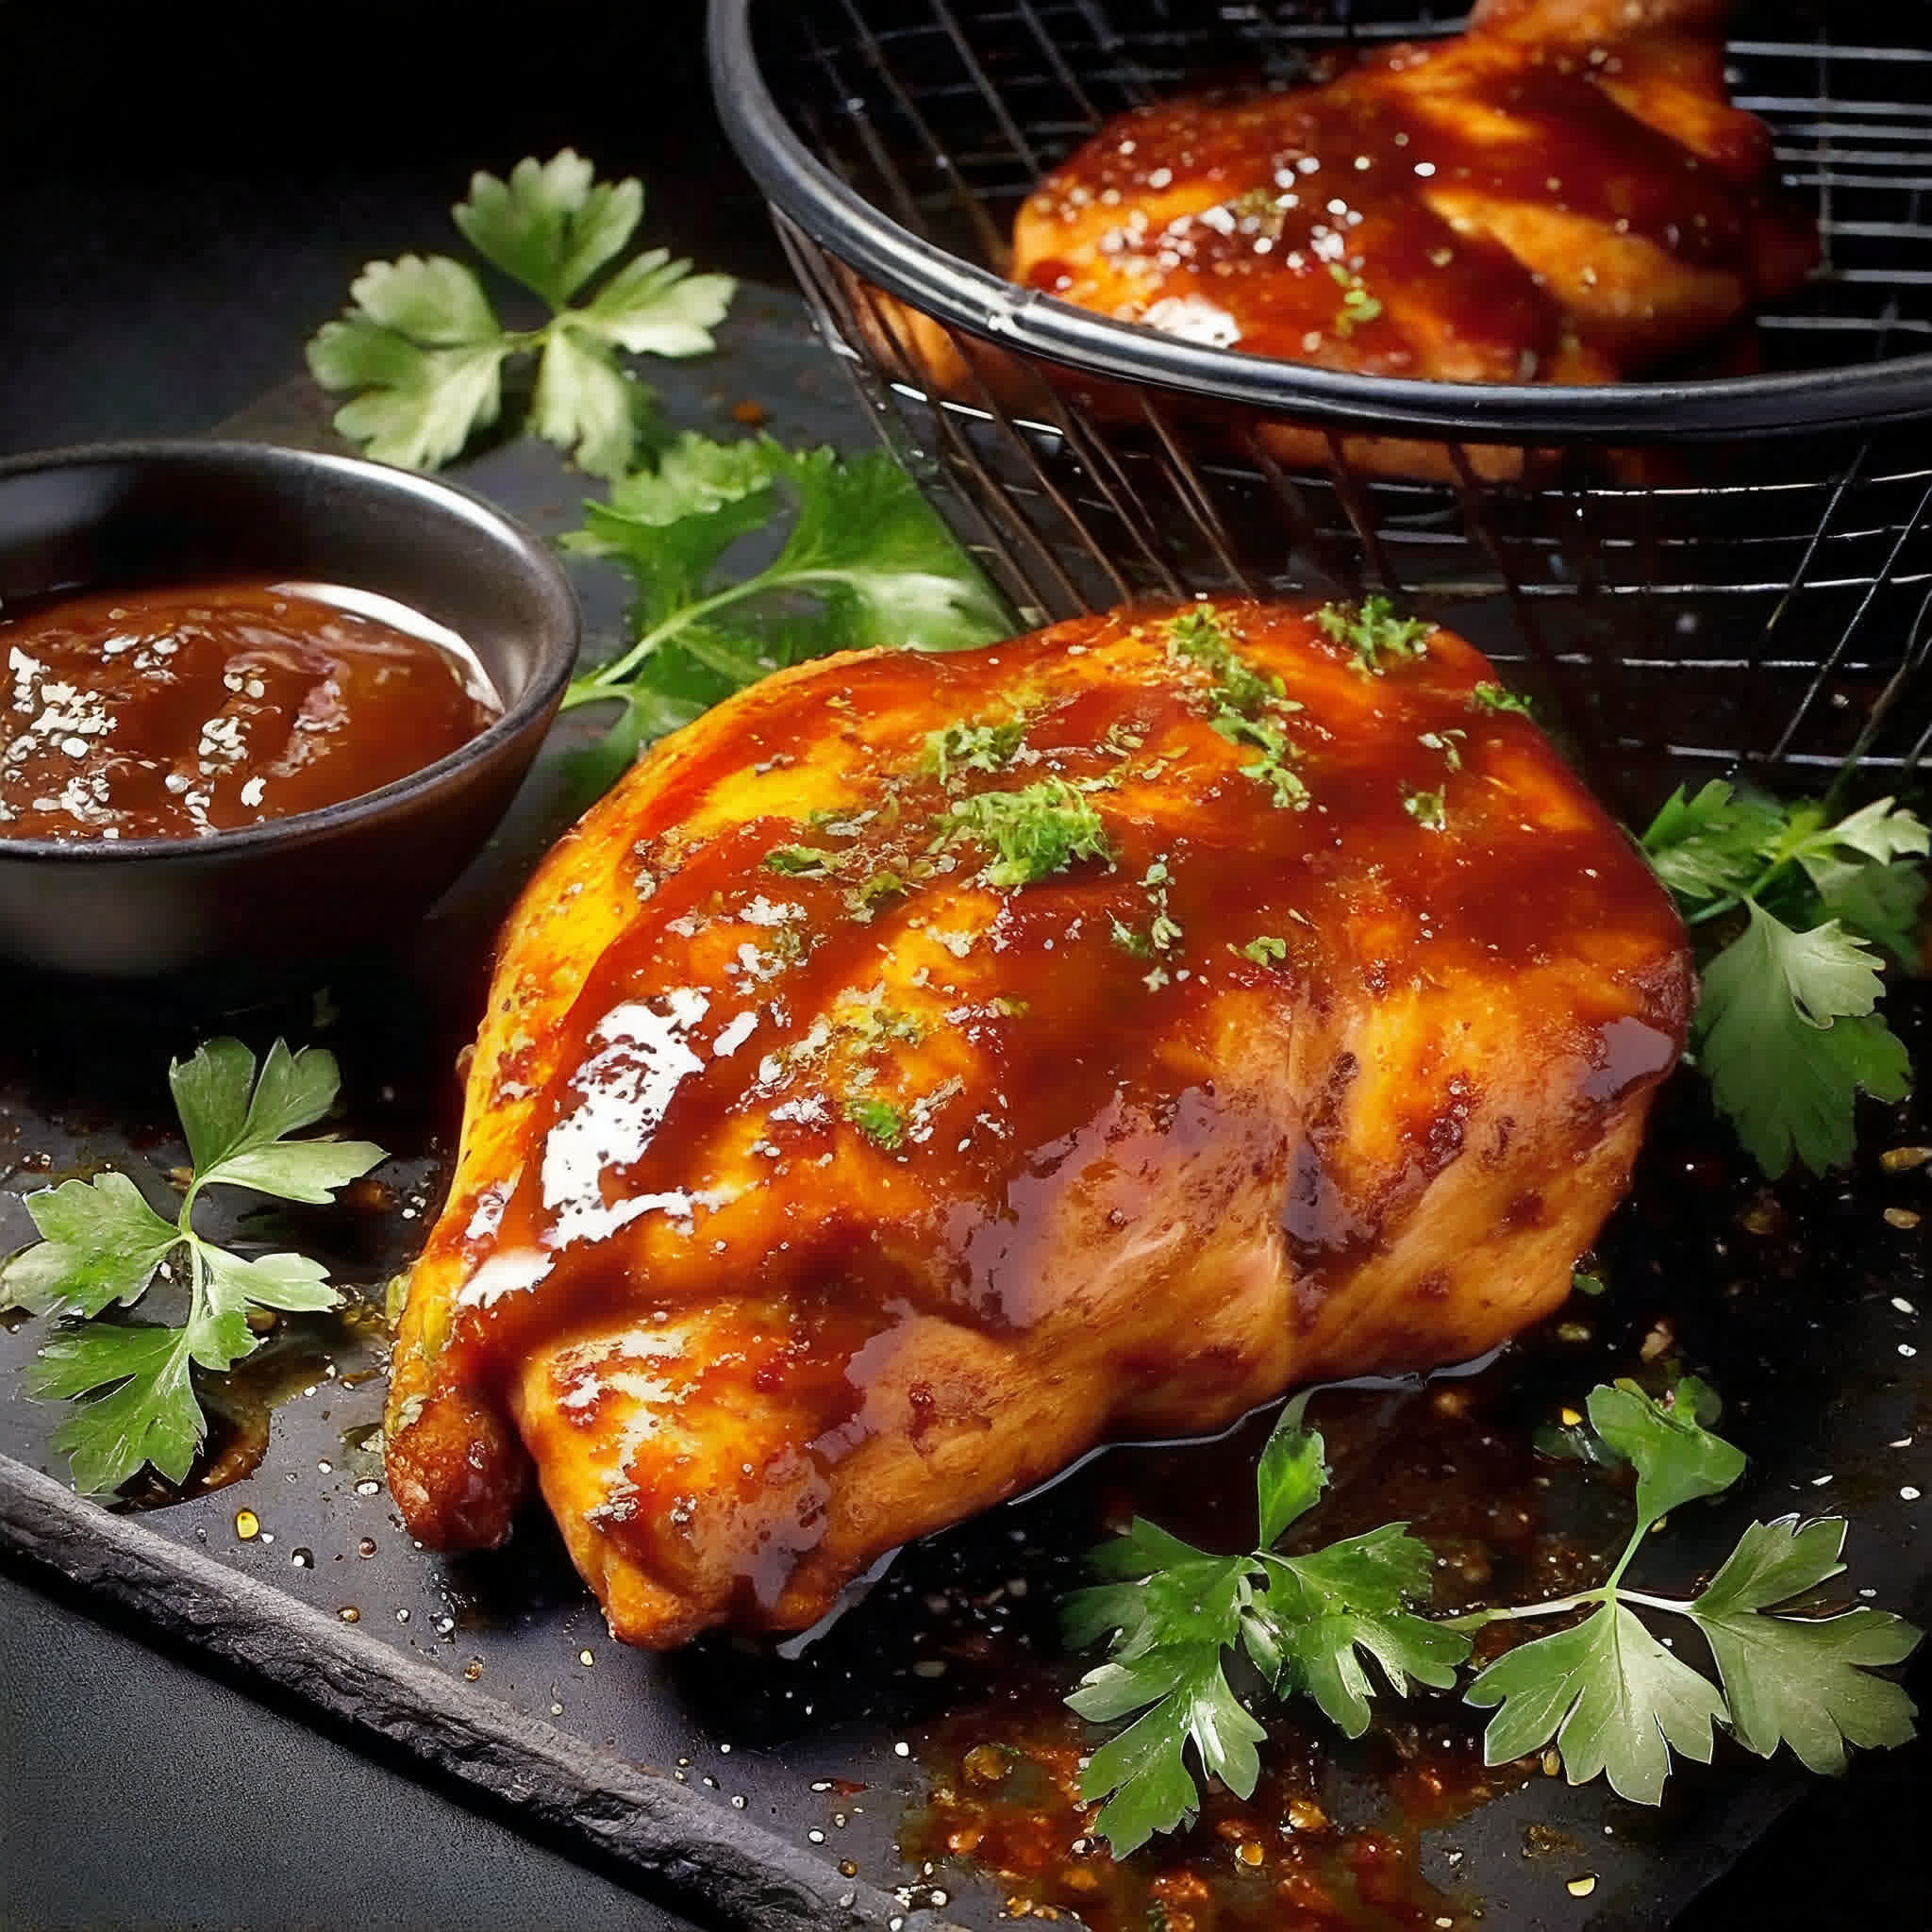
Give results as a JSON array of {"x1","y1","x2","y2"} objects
[
  {"x1": 385, "y1": 600, "x2": 1692, "y2": 1648},
  {"x1": 871, "y1": 0, "x2": 1816, "y2": 478},
  {"x1": 1013, "y1": 0, "x2": 1816, "y2": 390}
]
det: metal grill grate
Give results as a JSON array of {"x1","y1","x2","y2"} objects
[{"x1": 713, "y1": 0, "x2": 1932, "y2": 810}]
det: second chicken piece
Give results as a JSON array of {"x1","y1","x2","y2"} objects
[{"x1": 1012, "y1": 0, "x2": 1817, "y2": 392}]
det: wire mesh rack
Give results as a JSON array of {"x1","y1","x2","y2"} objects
[{"x1": 711, "y1": 0, "x2": 1932, "y2": 810}]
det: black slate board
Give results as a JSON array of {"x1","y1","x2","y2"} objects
[{"x1": 1, "y1": 289, "x2": 1927, "y2": 1932}]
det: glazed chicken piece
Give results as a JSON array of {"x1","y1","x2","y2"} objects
[
  {"x1": 385, "y1": 600, "x2": 1691, "y2": 1648},
  {"x1": 1008, "y1": 0, "x2": 1816, "y2": 401}
]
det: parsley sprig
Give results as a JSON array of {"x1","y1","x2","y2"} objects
[
  {"x1": 1, "y1": 1041, "x2": 384, "y2": 1494},
  {"x1": 1455, "y1": 1380, "x2": 1918, "y2": 1798},
  {"x1": 561, "y1": 431, "x2": 1008, "y2": 792},
  {"x1": 1641, "y1": 783, "x2": 1926, "y2": 1175},
  {"x1": 1064, "y1": 1391, "x2": 1466, "y2": 1855},
  {"x1": 308, "y1": 152, "x2": 735, "y2": 476},
  {"x1": 1065, "y1": 1380, "x2": 1919, "y2": 1854}
]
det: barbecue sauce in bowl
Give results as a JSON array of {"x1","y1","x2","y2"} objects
[{"x1": 0, "y1": 579, "x2": 502, "y2": 841}]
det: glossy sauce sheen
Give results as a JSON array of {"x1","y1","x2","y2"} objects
[
  {"x1": 387, "y1": 599, "x2": 1691, "y2": 1647},
  {"x1": 0, "y1": 580, "x2": 501, "y2": 841},
  {"x1": 1011, "y1": 0, "x2": 1817, "y2": 385}
]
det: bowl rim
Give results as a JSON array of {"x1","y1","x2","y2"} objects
[
  {"x1": 707, "y1": 0, "x2": 1932, "y2": 442},
  {"x1": 0, "y1": 439, "x2": 580, "y2": 865}
]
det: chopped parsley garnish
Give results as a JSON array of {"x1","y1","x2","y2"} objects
[
  {"x1": 1472, "y1": 681, "x2": 1533, "y2": 716},
  {"x1": 1064, "y1": 1379, "x2": 1919, "y2": 1855},
  {"x1": 938, "y1": 780, "x2": 1111, "y2": 889},
  {"x1": 1240, "y1": 936, "x2": 1288, "y2": 965},
  {"x1": 1403, "y1": 787, "x2": 1447, "y2": 831},
  {"x1": 1115, "y1": 911, "x2": 1183, "y2": 956},
  {"x1": 1640, "y1": 783, "x2": 1926, "y2": 1175},
  {"x1": 1328, "y1": 262, "x2": 1383, "y2": 337},
  {"x1": 841, "y1": 1003, "x2": 926, "y2": 1052},
  {"x1": 1246, "y1": 756, "x2": 1308, "y2": 810},
  {"x1": 1169, "y1": 612, "x2": 1310, "y2": 810},
  {"x1": 924, "y1": 716, "x2": 1028, "y2": 787},
  {"x1": 1215, "y1": 713, "x2": 1310, "y2": 810},
  {"x1": 844, "y1": 870, "x2": 908, "y2": 918},
  {"x1": 765, "y1": 844, "x2": 842, "y2": 877},
  {"x1": 843, "y1": 1095, "x2": 907, "y2": 1151},
  {"x1": 2, "y1": 1040, "x2": 384, "y2": 1495},
  {"x1": 1315, "y1": 595, "x2": 1433, "y2": 675},
  {"x1": 1165, "y1": 608, "x2": 1283, "y2": 717},
  {"x1": 1227, "y1": 186, "x2": 1290, "y2": 239}
]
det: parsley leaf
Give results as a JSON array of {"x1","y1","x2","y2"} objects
[
  {"x1": 2, "y1": 1039, "x2": 384, "y2": 1493},
  {"x1": 1586, "y1": 1375, "x2": 1745, "y2": 1528},
  {"x1": 1684, "y1": 1517, "x2": 1920, "y2": 1773},
  {"x1": 308, "y1": 152, "x2": 734, "y2": 477},
  {"x1": 0, "y1": 1173, "x2": 179, "y2": 1319},
  {"x1": 765, "y1": 844, "x2": 843, "y2": 877},
  {"x1": 1465, "y1": 1602, "x2": 1728, "y2": 1805},
  {"x1": 1639, "y1": 781, "x2": 1787, "y2": 905},
  {"x1": 562, "y1": 434, "x2": 1006, "y2": 791},
  {"x1": 1165, "y1": 608, "x2": 1282, "y2": 716},
  {"x1": 1695, "y1": 904, "x2": 1908, "y2": 1176},
  {"x1": 1329, "y1": 263, "x2": 1383, "y2": 336},
  {"x1": 1459, "y1": 1380, "x2": 1918, "y2": 1801},
  {"x1": 1805, "y1": 855, "x2": 1927, "y2": 970},
  {"x1": 1168, "y1": 608, "x2": 1311, "y2": 809},
  {"x1": 1255, "y1": 1390, "x2": 1324, "y2": 1545},
  {"x1": 1639, "y1": 785, "x2": 1924, "y2": 1175},
  {"x1": 1073, "y1": 1647, "x2": 1266, "y2": 1856}
]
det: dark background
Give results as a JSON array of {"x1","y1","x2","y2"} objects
[{"x1": 1, "y1": 1, "x2": 1924, "y2": 1924}]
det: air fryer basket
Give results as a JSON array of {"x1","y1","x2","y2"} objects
[{"x1": 710, "y1": 0, "x2": 1932, "y2": 811}]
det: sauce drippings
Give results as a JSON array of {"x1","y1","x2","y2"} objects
[{"x1": 0, "y1": 579, "x2": 501, "y2": 841}]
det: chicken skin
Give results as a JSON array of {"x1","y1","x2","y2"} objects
[
  {"x1": 384, "y1": 600, "x2": 1691, "y2": 1648},
  {"x1": 1012, "y1": 0, "x2": 1817, "y2": 392}
]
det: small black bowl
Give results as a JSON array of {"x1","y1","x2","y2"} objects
[{"x1": 0, "y1": 441, "x2": 579, "y2": 978}]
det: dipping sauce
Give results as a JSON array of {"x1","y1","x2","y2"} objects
[{"x1": 0, "y1": 579, "x2": 502, "y2": 841}]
